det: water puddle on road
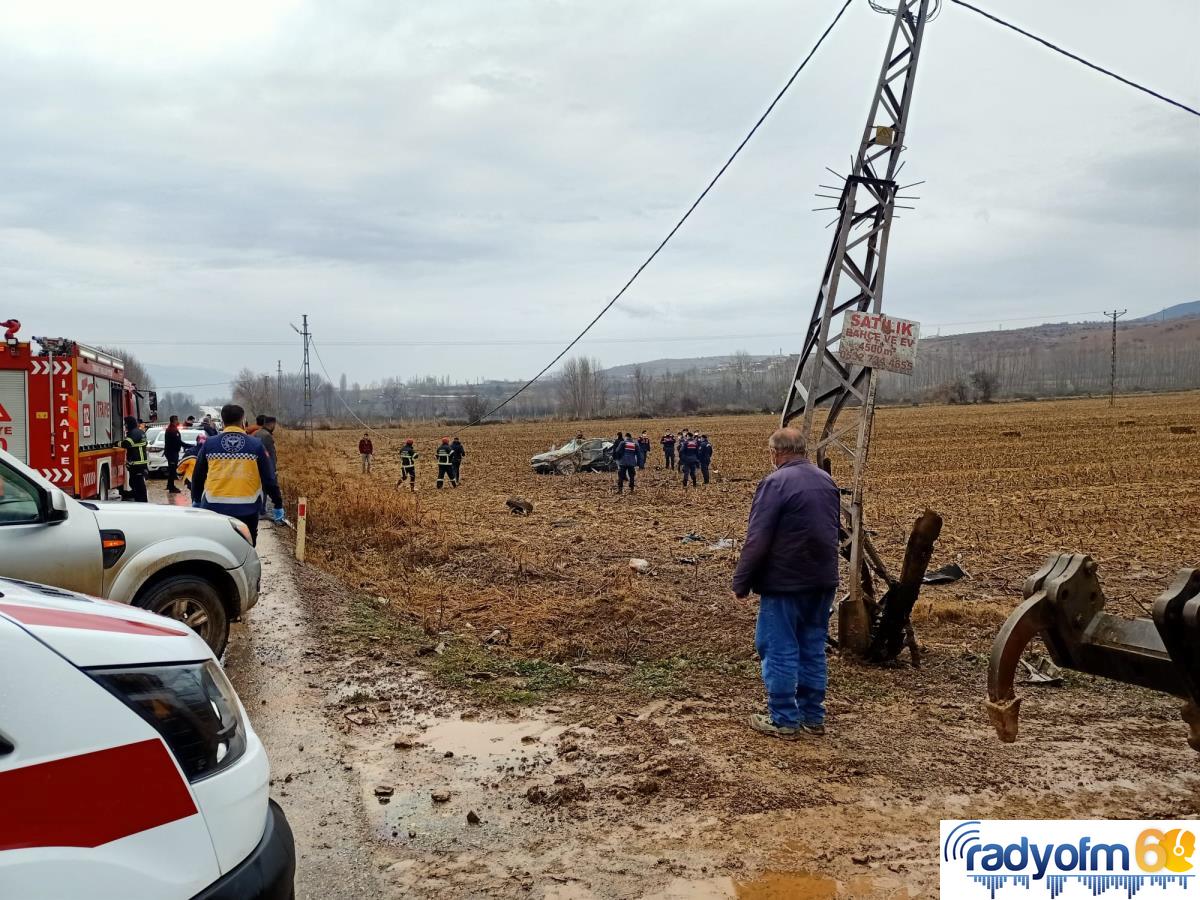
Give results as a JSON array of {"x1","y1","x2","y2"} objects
[
  {"x1": 736, "y1": 871, "x2": 839, "y2": 899},
  {"x1": 356, "y1": 712, "x2": 581, "y2": 848},
  {"x1": 419, "y1": 714, "x2": 568, "y2": 761},
  {"x1": 648, "y1": 871, "x2": 911, "y2": 900}
]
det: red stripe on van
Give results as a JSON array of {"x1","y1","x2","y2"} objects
[
  {"x1": 0, "y1": 602, "x2": 186, "y2": 637},
  {"x1": 0, "y1": 739, "x2": 197, "y2": 850}
]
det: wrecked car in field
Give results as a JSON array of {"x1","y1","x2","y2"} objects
[{"x1": 531, "y1": 438, "x2": 616, "y2": 475}]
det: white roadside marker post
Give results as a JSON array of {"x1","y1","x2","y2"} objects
[{"x1": 295, "y1": 497, "x2": 308, "y2": 563}]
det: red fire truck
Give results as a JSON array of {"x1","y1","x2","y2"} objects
[{"x1": 0, "y1": 323, "x2": 157, "y2": 499}]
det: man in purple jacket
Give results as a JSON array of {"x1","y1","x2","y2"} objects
[{"x1": 731, "y1": 427, "x2": 840, "y2": 739}]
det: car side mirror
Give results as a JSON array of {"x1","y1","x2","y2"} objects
[{"x1": 45, "y1": 489, "x2": 69, "y2": 524}]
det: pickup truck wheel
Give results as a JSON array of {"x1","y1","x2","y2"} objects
[{"x1": 138, "y1": 576, "x2": 229, "y2": 656}]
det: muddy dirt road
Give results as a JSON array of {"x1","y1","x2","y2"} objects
[
  {"x1": 225, "y1": 518, "x2": 1198, "y2": 900},
  {"x1": 225, "y1": 526, "x2": 384, "y2": 900}
]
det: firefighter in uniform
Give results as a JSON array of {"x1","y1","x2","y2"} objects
[
  {"x1": 614, "y1": 432, "x2": 640, "y2": 494},
  {"x1": 436, "y1": 438, "x2": 457, "y2": 488},
  {"x1": 679, "y1": 432, "x2": 701, "y2": 488},
  {"x1": 397, "y1": 439, "x2": 418, "y2": 491},
  {"x1": 120, "y1": 416, "x2": 149, "y2": 503}
]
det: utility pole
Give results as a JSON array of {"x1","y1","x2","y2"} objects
[
  {"x1": 291, "y1": 316, "x2": 313, "y2": 441},
  {"x1": 780, "y1": 0, "x2": 934, "y2": 654},
  {"x1": 276, "y1": 360, "x2": 282, "y2": 409},
  {"x1": 1104, "y1": 309, "x2": 1126, "y2": 406}
]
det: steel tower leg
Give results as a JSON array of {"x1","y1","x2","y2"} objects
[{"x1": 781, "y1": 0, "x2": 933, "y2": 653}]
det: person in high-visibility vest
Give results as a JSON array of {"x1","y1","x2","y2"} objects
[
  {"x1": 397, "y1": 439, "x2": 418, "y2": 491},
  {"x1": 435, "y1": 438, "x2": 457, "y2": 488},
  {"x1": 119, "y1": 416, "x2": 149, "y2": 503}
]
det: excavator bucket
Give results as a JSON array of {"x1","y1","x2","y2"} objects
[{"x1": 986, "y1": 554, "x2": 1200, "y2": 751}]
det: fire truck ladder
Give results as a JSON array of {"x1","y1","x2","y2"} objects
[{"x1": 781, "y1": 0, "x2": 934, "y2": 654}]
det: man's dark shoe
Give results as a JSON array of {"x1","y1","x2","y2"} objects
[
  {"x1": 168, "y1": 487, "x2": 182, "y2": 494},
  {"x1": 748, "y1": 713, "x2": 799, "y2": 740},
  {"x1": 801, "y1": 723, "x2": 826, "y2": 736}
]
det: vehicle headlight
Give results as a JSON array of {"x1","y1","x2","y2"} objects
[
  {"x1": 229, "y1": 518, "x2": 253, "y2": 545},
  {"x1": 89, "y1": 661, "x2": 247, "y2": 782}
]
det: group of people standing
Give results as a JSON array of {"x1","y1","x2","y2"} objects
[
  {"x1": 660, "y1": 430, "x2": 714, "y2": 485},
  {"x1": 358, "y1": 434, "x2": 467, "y2": 492},
  {"x1": 610, "y1": 429, "x2": 714, "y2": 494},
  {"x1": 118, "y1": 406, "x2": 283, "y2": 545}
]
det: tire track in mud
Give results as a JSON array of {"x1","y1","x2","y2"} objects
[{"x1": 225, "y1": 525, "x2": 384, "y2": 900}]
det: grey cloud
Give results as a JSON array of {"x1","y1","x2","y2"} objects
[{"x1": 0, "y1": 0, "x2": 1195, "y2": 384}]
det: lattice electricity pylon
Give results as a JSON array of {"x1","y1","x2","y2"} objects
[{"x1": 780, "y1": 0, "x2": 934, "y2": 654}]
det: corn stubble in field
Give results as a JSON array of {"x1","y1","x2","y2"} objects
[{"x1": 277, "y1": 392, "x2": 1200, "y2": 671}]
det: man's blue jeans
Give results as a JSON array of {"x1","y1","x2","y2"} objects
[{"x1": 755, "y1": 589, "x2": 835, "y2": 728}]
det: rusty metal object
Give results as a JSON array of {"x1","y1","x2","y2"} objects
[
  {"x1": 986, "y1": 554, "x2": 1200, "y2": 751},
  {"x1": 866, "y1": 509, "x2": 943, "y2": 665}
]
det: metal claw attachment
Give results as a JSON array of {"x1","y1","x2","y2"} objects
[{"x1": 986, "y1": 554, "x2": 1200, "y2": 751}]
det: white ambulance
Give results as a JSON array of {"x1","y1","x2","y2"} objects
[{"x1": 0, "y1": 577, "x2": 294, "y2": 899}]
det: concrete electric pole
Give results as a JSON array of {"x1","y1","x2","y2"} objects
[
  {"x1": 291, "y1": 316, "x2": 313, "y2": 441},
  {"x1": 780, "y1": 0, "x2": 935, "y2": 653}
]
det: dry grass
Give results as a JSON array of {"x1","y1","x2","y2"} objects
[{"x1": 275, "y1": 392, "x2": 1200, "y2": 666}]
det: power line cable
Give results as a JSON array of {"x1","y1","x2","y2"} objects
[
  {"x1": 466, "y1": 0, "x2": 855, "y2": 425},
  {"x1": 948, "y1": 0, "x2": 1199, "y2": 118},
  {"x1": 308, "y1": 334, "x2": 392, "y2": 440}
]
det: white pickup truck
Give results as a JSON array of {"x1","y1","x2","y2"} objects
[{"x1": 0, "y1": 448, "x2": 260, "y2": 654}]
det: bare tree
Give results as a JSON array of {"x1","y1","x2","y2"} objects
[
  {"x1": 969, "y1": 370, "x2": 1000, "y2": 403},
  {"x1": 99, "y1": 346, "x2": 154, "y2": 389},
  {"x1": 556, "y1": 356, "x2": 607, "y2": 419},
  {"x1": 231, "y1": 368, "x2": 273, "y2": 417},
  {"x1": 730, "y1": 350, "x2": 753, "y2": 403},
  {"x1": 631, "y1": 364, "x2": 653, "y2": 413},
  {"x1": 460, "y1": 394, "x2": 490, "y2": 423},
  {"x1": 379, "y1": 377, "x2": 407, "y2": 422},
  {"x1": 157, "y1": 391, "x2": 197, "y2": 420},
  {"x1": 933, "y1": 378, "x2": 971, "y2": 405}
]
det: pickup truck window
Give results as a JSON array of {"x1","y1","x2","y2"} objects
[{"x1": 0, "y1": 460, "x2": 42, "y2": 526}]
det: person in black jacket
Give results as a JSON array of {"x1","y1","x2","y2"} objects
[
  {"x1": 449, "y1": 437, "x2": 466, "y2": 484},
  {"x1": 164, "y1": 416, "x2": 184, "y2": 494},
  {"x1": 698, "y1": 434, "x2": 714, "y2": 484},
  {"x1": 613, "y1": 433, "x2": 641, "y2": 494},
  {"x1": 661, "y1": 431, "x2": 676, "y2": 470},
  {"x1": 679, "y1": 432, "x2": 701, "y2": 488}
]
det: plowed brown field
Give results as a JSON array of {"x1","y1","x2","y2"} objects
[
  {"x1": 268, "y1": 392, "x2": 1200, "y2": 898},
  {"x1": 279, "y1": 391, "x2": 1199, "y2": 665}
]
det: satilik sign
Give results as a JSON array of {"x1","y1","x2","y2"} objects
[{"x1": 838, "y1": 311, "x2": 921, "y2": 376}]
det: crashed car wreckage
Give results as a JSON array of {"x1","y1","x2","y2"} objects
[{"x1": 531, "y1": 438, "x2": 616, "y2": 475}]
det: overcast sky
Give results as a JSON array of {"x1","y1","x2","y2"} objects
[{"x1": 3, "y1": 0, "x2": 1197, "y2": 389}]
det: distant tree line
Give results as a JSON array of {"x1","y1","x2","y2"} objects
[{"x1": 215, "y1": 321, "x2": 1200, "y2": 428}]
